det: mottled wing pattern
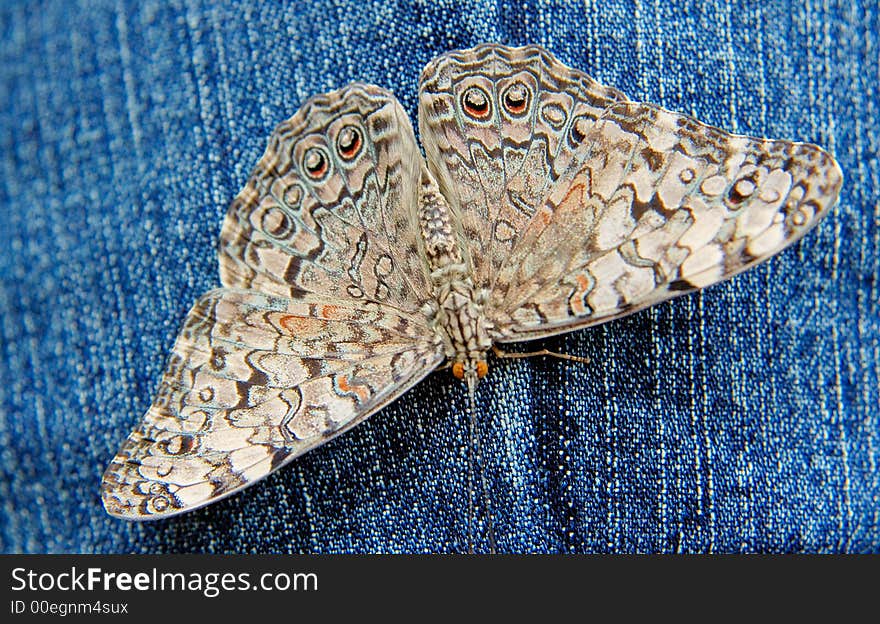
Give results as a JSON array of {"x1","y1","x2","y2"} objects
[
  {"x1": 102, "y1": 288, "x2": 443, "y2": 519},
  {"x1": 103, "y1": 83, "x2": 445, "y2": 519},
  {"x1": 418, "y1": 44, "x2": 628, "y2": 293},
  {"x1": 419, "y1": 44, "x2": 842, "y2": 342},
  {"x1": 220, "y1": 83, "x2": 431, "y2": 312},
  {"x1": 488, "y1": 100, "x2": 843, "y2": 340}
]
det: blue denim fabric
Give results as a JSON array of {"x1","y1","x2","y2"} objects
[{"x1": 1, "y1": 0, "x2": 877, "y2": 554}]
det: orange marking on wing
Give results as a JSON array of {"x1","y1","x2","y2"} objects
[
  {"x1": 569, "y1": 273, "x2": 591, "y2": 316},
  {"x1": 279, "y1": 314, "x2": 317, "y2": 334},
  {"x1": 337, "y1": 375, "x2": 370, "y2": 402},
  {"x1": 320, "y1": 305, "x2": 339, "y2": 318},
  {"x1": 559, "y1": 182, "x2": 586, "y2": 212}
]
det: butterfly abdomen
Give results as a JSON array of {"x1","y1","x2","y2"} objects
[{"x1": 419, "y1": 167, "x2": 464, "y2": 274}]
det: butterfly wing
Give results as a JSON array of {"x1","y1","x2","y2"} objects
[
  {"x1": 101, "y1": 288, "x2": 443, "y2": 519},
  {"x1": 489, "y1": 101, "x2": 842, "y2": 341},
  {"x1": 418, "y1": 44, "x2": 842, "y2": 342},
  {"x1": 220, "y1": 82, "x2": 431, "y2": 312},
  {"x1": 104, "y1": 84, "x2": 442, "y2": 519},
  {"x1": 418, "y1": 44, "x2": 628, "y2": 293}
]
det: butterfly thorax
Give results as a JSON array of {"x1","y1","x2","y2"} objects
[{"x1": 419, "y1": 169, "x2": 492, "y2": 384}]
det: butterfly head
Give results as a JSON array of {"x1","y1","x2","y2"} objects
[{"x1": 451, "y1": 356, "x2": 488, "y2": 392}]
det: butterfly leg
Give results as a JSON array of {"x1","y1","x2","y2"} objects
[{"x1": 492, "y1": 345, "x2": 590, "y2": 364}]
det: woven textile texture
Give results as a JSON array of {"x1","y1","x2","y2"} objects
[{"x1": 1, "y1": 0, "x2": 877, "y2": 553}]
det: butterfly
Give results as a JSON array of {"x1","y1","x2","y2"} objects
[{"x1": 101, "y1": 44, "x2": 842, "y2": 519}]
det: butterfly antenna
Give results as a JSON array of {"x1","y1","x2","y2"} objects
[
  {"x1": 466, "y1": 372, "x2": 497, "y2": 554},
  {"x1": 466, "y1": 403, "x2": 475, "y2": 554}
]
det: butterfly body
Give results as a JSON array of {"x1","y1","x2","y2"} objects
[
  {"x1": 101, "y1": 44, "x2": 842, "y2": 521},
  {"x1": 419, "y1": 169, "x2": 493, "y2": 385}
]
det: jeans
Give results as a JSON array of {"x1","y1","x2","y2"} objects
[{"x1": 1, "y1": 0, "x2": 877, "y2": 553}]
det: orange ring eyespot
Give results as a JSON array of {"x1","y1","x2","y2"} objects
[
  {"x1": 452, "y1": 362, "x2": 465, "y2": 379},
  {"x1": 476, "y1": 361, "x2": 488, "y2": 379},
  {"x1": 461, "y1": 86, "x2": 491, "y2": 120},
  {"x1": 336, "y1": 125, "x2": 362, "y2": 160},
  {"x1": 502, "y1": 82, "x2": 530, "y2": 116},
  {"x1": 302, "y1": 147, "x2": 329, "y2": 179}
]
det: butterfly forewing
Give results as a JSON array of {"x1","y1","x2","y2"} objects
[
  {"x1": 101, "y1": 289, "x2": 443, "y2": 519},
  {"x1": 484, "y1": 99, "x2": 843, "y2": 340}
]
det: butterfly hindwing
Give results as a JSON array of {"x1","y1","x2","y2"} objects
[
  {"x1": 219, "y1": 83, "x2": 432, "y2": 312},
  {"x1": 101, "y1": 288, "x2": 443, "y2": 519},
  {"x1": 418, "y1": 43, "x2": 628, "y2": 294}
]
